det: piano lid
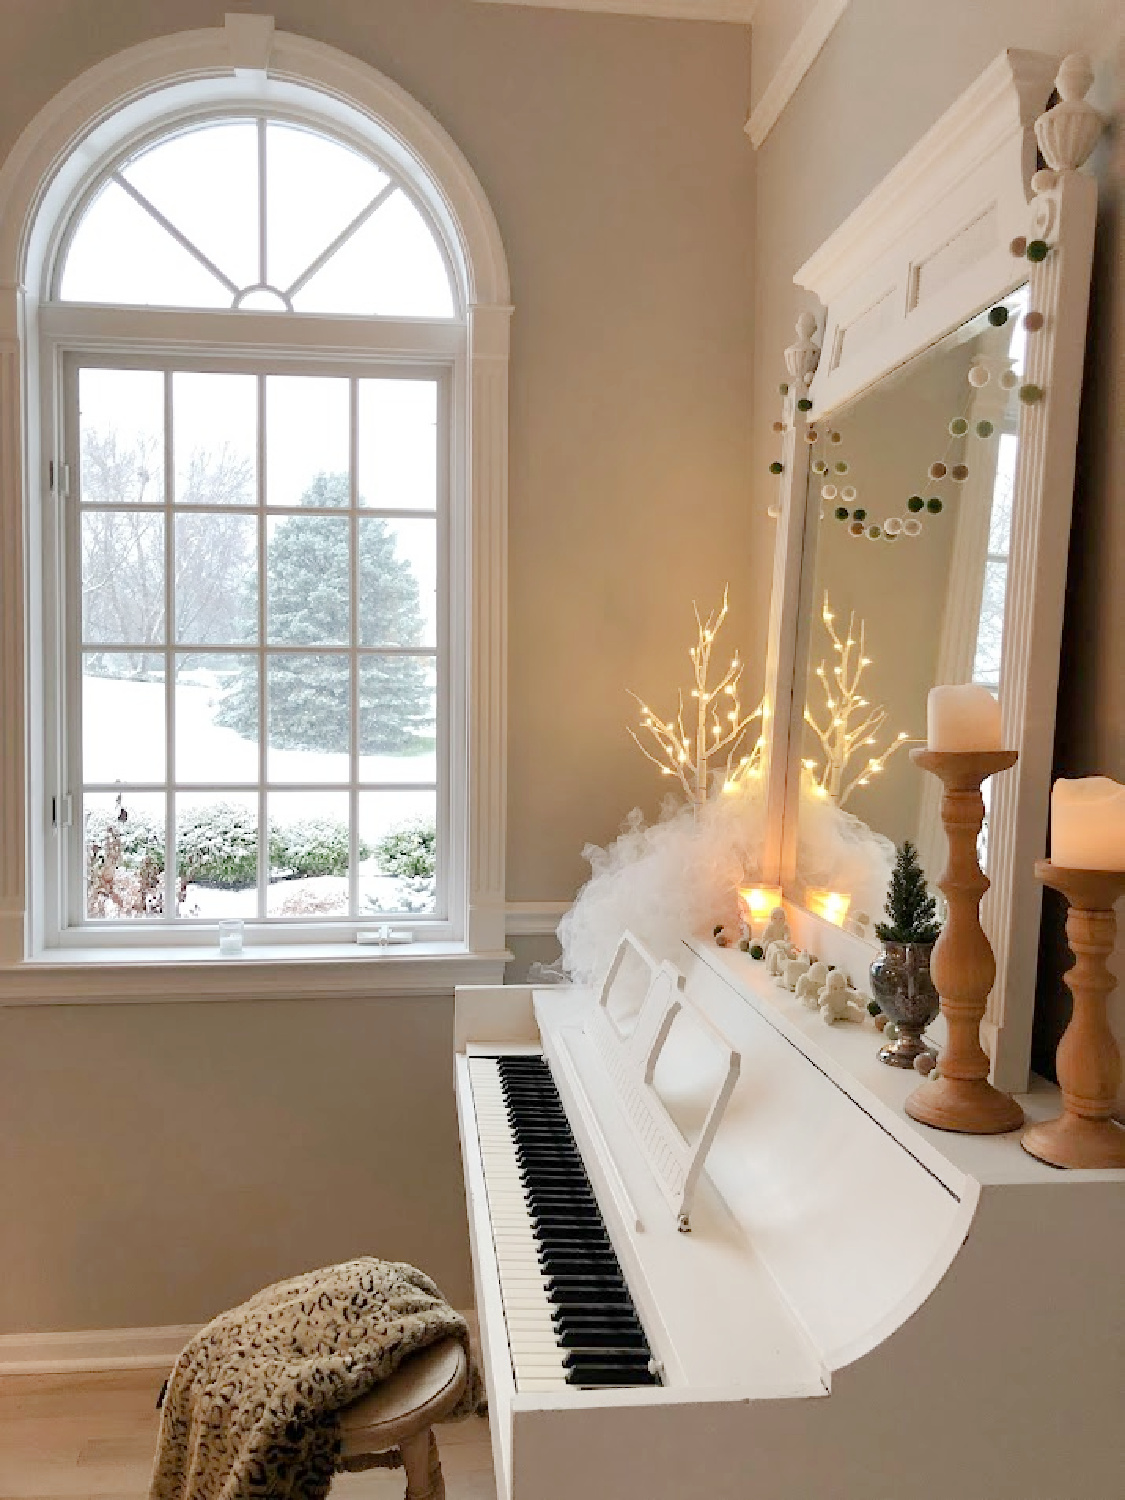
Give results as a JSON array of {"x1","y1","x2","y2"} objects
[{"x1": 533, "y1": 945, "x2": 973, "y2": 1379}]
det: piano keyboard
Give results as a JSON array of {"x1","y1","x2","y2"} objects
[{"x1": 469, "y1": 1053, "x2": 661, "y2": 1393}]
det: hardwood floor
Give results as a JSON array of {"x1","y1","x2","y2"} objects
[{"x1": 0, "y1": 1370, "x2": 497, "y2": 1500}]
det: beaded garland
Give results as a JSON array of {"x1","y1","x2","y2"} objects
[{"x1": 768, "y1": 275, "x2": 1045, "y2": 533}]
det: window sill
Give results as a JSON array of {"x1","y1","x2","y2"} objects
[{"x1": 0, "y1": 942, "x2": 511, "y2": 1006}]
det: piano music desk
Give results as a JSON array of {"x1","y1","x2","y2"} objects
[{"x1": 455, "y1": 940, "x2": 1124, "y2": 1500}]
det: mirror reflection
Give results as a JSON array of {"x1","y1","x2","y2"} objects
[{"x1": 794, "y1": 287, "x2": 1030, "y2": 933}]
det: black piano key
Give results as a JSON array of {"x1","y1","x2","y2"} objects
[
  {"x1": 563, "y1": 1349, "x2": 652, "y2": 1368},
  {"x1": 566, "y1": 1365, "x2": 660, "y2": 1388},
  {"x1": 557, "y1": 1328, "x2": 649, "y2": 1349}
]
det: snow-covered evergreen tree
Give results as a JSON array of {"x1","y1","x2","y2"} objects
[{"x1": 217, "y1": 472, "x2": 433, "y2": 755}]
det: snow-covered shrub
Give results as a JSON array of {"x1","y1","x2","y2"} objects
[
  {"x1": 364, "y1": 874, "x2": 436, "y2": 913},
  {"x1": 373, "y1": 821, "x2": 436, "y2": 878},
  {"x1": 178, "y1": 802, "x2": 260, "y2": 888},
  {"x1": 272, "y1": 818, "x2": 369, "y2": 880}
]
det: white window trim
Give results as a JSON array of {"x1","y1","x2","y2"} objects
[
  {"x1": 51, "y1": 338, "x2": 455, "y2": 949},
  {"x1": 0, "y1": 15, "x2": 512, "y2": 989}
]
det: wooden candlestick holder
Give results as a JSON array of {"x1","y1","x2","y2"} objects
[
  {"x1": 904, "y1": 748, "x2": 1024, "y2": 1134},
  {"x1": 1021, "y1": 862, "x2": 1125, "y2": 1169}
]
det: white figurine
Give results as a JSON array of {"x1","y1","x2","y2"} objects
[
  {"x1": 765, "y1": 938, "x2": 796, "y2": 978},
  {"x1": 795, "y1": 960, "x2": 831, "y2": 1008},
  {"x1": 818, "y1": 969, "x2": 867, "y2": 1024},
  {"x1": 759, "y1": 908, "x2": 790, "y2": 948},
  {"x1": 779, "y1": 952, "x2": 812, "y2": 992}
]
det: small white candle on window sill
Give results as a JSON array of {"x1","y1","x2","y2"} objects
[
  {"x1": 926, "y1": 684, "x2": 1002, "y2": 751},
  {"x1": 218, "y1": 919, "x2": 244, "y2": 956},
  {"x1": 1050, "y1": 777, "x2": 1125, "y2": 870}
]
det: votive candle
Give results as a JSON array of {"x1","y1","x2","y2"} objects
[
  {"x1": 1050, "y1": 778, "x2": 1125, "y2": 870},
  {"x1": 926, "y1": 684, "x2": 1002, "y2": 751}
]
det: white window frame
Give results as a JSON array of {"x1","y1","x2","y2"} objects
[
  {"x1": 0, "y1": 16, "x2": 512, "y2": 993},
  {"x1": 50, "y1": 343, "x2": 454, "y2": 949}
]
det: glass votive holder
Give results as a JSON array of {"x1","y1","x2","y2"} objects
[{"x1": 218, "y1": 919, "x2": 244, "y2": 957}]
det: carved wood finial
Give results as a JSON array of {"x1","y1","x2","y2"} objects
[
  {"x1": 784, "y1": 311, "x2": 820, "y2": 388},
  {"x1": 1033, "y1": 53, "x2": 1104, "y2": 185}
]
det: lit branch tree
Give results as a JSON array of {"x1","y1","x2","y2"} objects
[
  {"x1": 804, "y1": 591, "x2": 920, "y2": 808},
  {"x1": 628, "y1": 587, "x2": 763, "y2": 807}
]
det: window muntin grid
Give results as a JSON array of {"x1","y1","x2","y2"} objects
[
  {"x1": 58, "y1": 117, "x2": 456, "y2": 318},
  {"x1": 73, "y1": 357, "x2": 445, "y2": 927}
]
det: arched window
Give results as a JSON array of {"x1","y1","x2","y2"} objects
[
  {"x1": 59, "y1": 117, "x2": 456, "y2": 317},
  {"x1": 0, "y1": 20, "x2": 510, "y2": 970}
]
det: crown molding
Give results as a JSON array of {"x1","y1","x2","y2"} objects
[{"x1": 746, "y1": 0, "x2": 850, "y2": 149}]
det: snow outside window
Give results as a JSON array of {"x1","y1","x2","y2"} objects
[{"x1": 75, "y1": 362, "x2": 443, "y2": 927}]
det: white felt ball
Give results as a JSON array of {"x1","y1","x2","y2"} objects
[
  {"x1": 841, "y1": 485, "x2": 857, "y2": 502},
  {"x1": 903, "y1": 518, "x2": 923, "y2": 537},
  {"x1": 998, "y1": 369, "x2": 1020, "y2": 390},
  {"x1": 821, "y1": 484, "x2": 838, "y2": 500},
  {"x1": 885, "y1": 516, "x2": 903, "y2": 536},
  {"x1": 967, "y1": 364, "x2": 990, "y2": 388}
]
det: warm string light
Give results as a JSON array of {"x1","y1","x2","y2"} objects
[
  {"x1": 803, "y1": 590, "x2": 921, "y2": 807},
  {"x1": 628, "y1": 586, "x2": 764, "y2": 806}
]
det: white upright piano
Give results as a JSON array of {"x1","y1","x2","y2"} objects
[{"x1": 455, "y1": 936, "x2": 1124, "y2": 1500}]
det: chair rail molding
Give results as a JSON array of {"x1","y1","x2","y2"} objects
[
  {"x1": 470, "y1": 1, "x2": 758, "y2": 21},
  {"x1": 0, "y1": 14, "x2": 512, "y2": 967}
]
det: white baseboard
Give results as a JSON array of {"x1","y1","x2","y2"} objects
[
  {"x1": 0, "y1": 1309, "x2": 480, "y2": 1375},
  {"x1": 0, "y1": 1323, "x2": 200, "y2": 1374}
]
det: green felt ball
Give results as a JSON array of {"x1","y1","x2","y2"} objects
[
  {"x1": 778, "y1": 383, "x2": 789, "y2": 395},
  {"x1": 812, "y1": 459, "x2": 827, "y2": 473},
  {"x1": 907, "y1": 495, "x2": 925, "y2": 513},
  {"x1": 867, "y1": 524, "x2": 882, "y2": 539},
  {"x1": 927, "y1": 497, "x2": 943, "y2": 514},
  {"x1": 835, "y1": 460, "x2": 849, "y2": 473},
  {"x1": 750, "y1": 943, "x2": 765, "y2": 961},
  {"x1": 853, "y1": 508, "x2": 867, "y2": 522},
  {"x1": 867, "y1": 999, "x2": 881, "y2": 1017},
  {"x1": 797, "y1": 397, "x2": 813, "y2": 412},
  {"x1": 988, "y1": 305, "x2": 1010, "y2": 327},
  {"x1": 739, "y1": 938, "x2": 750, "y2": 952},
  {"x1": 975, "y1": 419, "x2": 995, "y2": 438},
  {"x1": 769, "y1": 461, "x2": 784, "y2": 474},
  {"x1": 834, "y1": 506, "x2": 849, "y2": 521},
  {"x1": 1019, "y1": 383, "x2": 1044, "y2": 404},
  {"x1": 949, "y1": 417, "x2": 969, "y2": 436},
  {"x1": 1026, "y1": 239, "x2": 1049, "y2": 262}
]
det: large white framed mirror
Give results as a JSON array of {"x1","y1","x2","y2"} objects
[{"x1": 759, "y1": 50, "x2": 1105, "y2": 1093}]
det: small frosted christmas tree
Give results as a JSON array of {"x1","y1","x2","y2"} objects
[{"x1": 876, "y1": 840, "x2": 941, "y2": 944}]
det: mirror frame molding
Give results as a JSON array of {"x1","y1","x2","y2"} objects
[{"x1": 760, "y1": 49, "x2": 1104, "y2": 1093}]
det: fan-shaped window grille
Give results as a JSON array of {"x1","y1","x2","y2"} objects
[{"x1": 58, "y1": 118, "x2": 456, "y2": 317}]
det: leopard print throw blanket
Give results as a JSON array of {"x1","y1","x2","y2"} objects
[{"x1": 149, "y1": 1258, "x2": 480, "y2": 1500}]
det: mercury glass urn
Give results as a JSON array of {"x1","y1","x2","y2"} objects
[{"x1": 870, "y1": 941, "x2": 939, "y2": 1067}]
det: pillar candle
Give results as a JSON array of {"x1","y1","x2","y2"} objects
[
  {"x1": 926, "y1": 684, "x2": 1002, "y2": 751},
  {"x1": 1050, "y1": 778, "x2": 1125, "y2": 870}
]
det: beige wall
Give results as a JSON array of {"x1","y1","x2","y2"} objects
[
  {"x1": 748, "y1": 0, "x2": 1124, "y2": 1088},
  {"x1": 0, "y1": 0, "x2": 754, "y2": 1332}
]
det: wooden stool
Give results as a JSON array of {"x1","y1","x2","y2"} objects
[{"x1": 337, "y1": 1338, "x2": 469, "y2": 1500}]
